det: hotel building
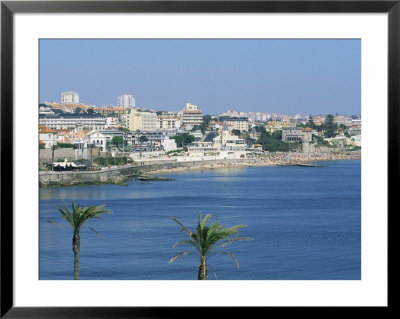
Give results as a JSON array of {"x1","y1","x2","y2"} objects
[
  {"x1": 182, "y1": 103, "x2": 203, "y2": 128},
  {"x1": 39, "y1": 114, "x2": 106, "y2": 130}
]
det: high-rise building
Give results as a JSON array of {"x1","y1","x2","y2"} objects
[
  {"x1": 182, "y1": 103, "x2": 203, "y2": 128},
  {"x1": 61, "y1": 91, "x2": 79, "y2": 104},
  {"x1": 117, "y1": 94, "x2": 135, "y2": 108}
]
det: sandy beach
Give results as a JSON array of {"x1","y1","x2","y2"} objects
[{"x1": 146, "y1": 153, "x2": 361, "y2": 175}]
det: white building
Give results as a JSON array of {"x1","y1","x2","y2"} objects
[
  {"x1": 61, "y1": 91, "x2": 79, "y2": 104},
  {"x1": 39, "y1": 125, "x2": 57, "y2": 149},
  {"x1": 182, "y1": 103, "x2": 203, "y2": 128},
  {"x1": 190, "y1": 130, "x2": 203, "y2": 140},
  {"x1": 105, "y1": 117, "x2": 119, "y2": 128},
  {"x1": 157, "y1": 111, "x2": 182, "y2": 130},
  {"x1": 87, "y1": 130, "x2": 107, "y2": 151},
  {"x1": 161, "y1": 136, "x2": 177, "y2": 152},
  {"x1": 117, "y1": 94, "x2": 135, "y2": 108},
  {"x1": 218, "y1": 116, "x2": 249, "y2": 132},
  {"x1": 188, "y1": 122, "x2": 246, "y2": 159},
  {"x1": 39, "y1": 114, "x2": 106, "y2": 130}
]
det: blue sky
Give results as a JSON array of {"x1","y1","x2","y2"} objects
[{"x1": 39, "y1": 39, "x2": 360, "y2": 115}]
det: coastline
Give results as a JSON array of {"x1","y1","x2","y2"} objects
[
  {"x1": 145, "y1": 153, "x2": 361, "y2": 175},
  {"x1": 39, "y1": 152, "x2": 361, "y2": 187}
]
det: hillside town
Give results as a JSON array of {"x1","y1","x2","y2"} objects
[{"x1": 39, "y1": 91, "x2": 361, "y2": 173}]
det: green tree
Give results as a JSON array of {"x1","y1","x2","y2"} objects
[
  {"x1": 254, "y1": 126, "x2": 267, "y2": 134},
  {"x1": 324, "y1": 114, "x2": 338, "y2": 138},
  {"x1": 240, "y1": 131, "x2": 254, "y2": 146},
  {"x1": 88, "y1": 143, "x2": 95, "y2": 166},
  {"x1": 139, "y1": 135, "x2": 148, "y2": 143},
  {"x1": 199, "y1": 115, "x2": 212, "y2": 134},
  {"x1": 313, "y1": 134, "x2": 330, "y2": 147},
  {"x1": 306, "y1": 115, "x2": 316, "y2": 129},
  {"x1": 169, "y1": 213, "x2": 253, "y2": 280},
  {"x1": 257, "y1": 130, "x2": 298, "y2": 152},
  {"x1": 51, "y1": 108, "x2": 64, "y2": 114},
  {"x1": 171, "y1": 133, "x2": 195, "y2": 147},
  {"x1": 50, "y1": 144, "x2": 60, "y2": 171},
  {"x1": 74, "y1": 107, "x2": 83, "y2": 114},
  {"x1": 118, "y1": 127, "x2": 130, "y2": 134},
  {"x1": 111, "y1": 136, "x2": 124, "y2": 149},
  {"x1": 231, "y1": 129, "x2": 241, "y2": 136},
  {"x1": 47, "y1": 201, "x2": 112, "y2": 280}
]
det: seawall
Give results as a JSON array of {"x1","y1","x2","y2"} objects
[{"x1": 39, "y1": 159, "x2": 248, "y2": 187}]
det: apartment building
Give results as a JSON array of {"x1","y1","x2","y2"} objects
[{"x1": 126, "y1": 108, "x2": 157, "y2": 131}]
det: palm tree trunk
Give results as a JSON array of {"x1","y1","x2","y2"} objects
[
  {"x1": 198, "y1": 256, "x2": 208, "y2": 280},
  {"x1": 72, "y1": 233, "x2": 80, "y2": 280},
  {"x1": 51, "y1": 146, "x2": 55, "y2": 171}
]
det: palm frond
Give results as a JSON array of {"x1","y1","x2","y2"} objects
[
  {"x1": 210, "y1": 251, "x2": 240, "y2": 269},
  {"x1": 74, "y1": 205, "x2": 112, "y2": 231},
  {"x1": 170, "y1": 217, "x2": 193, "y2": 237},
  {"x1": 47, "y1": 219, "x2": 67, "y2": 228},
  {"x1": 172, "y1": 239, "x2": 194, "y2": 248},
  {"x1": 57, "y1": 203, "x2": 74, "y2": 228},
  {"x1": 52, "y1": 201, "x2": 111, "y2": 234},
  {"x1": 170, "y1": 213, "x2": 251, "y2": 276},
  {"x1": 201, "y1": 214, "x2": 212, "y2": 229},
  {"x1": 215, "y1": 236, "x2": 253, "y2": 248},
  {"x1": 223, "y1": 224, "x2": 248, "y2": 235},
  {"x1": 169, "y1": 251, "x2": 192, "y2": 263},
  {"x1": 88, "y1": 227, "x2": 102, "y2": 239}
]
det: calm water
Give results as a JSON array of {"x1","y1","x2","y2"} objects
[{"x1": 39, "y1": 160, "x2": 361, "y2": 280}]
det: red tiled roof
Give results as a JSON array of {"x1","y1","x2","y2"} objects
[{"x1": 39, "y1": 125, "x2": 56, "y2": 133}]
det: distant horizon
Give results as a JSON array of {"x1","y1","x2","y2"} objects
[{"x1": 40, "y1": 39, "x2": 361, "y2": 115}]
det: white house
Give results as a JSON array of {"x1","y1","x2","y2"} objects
[
  {"x1": 86, "y1": 130, "x2": 107, "y2": 151},
  {"x1": 161, "y1": 136, "x2": 177, "y2": 152},
  {"x1": 39, "y1": 125, "x2": 57, "y2": 149}
]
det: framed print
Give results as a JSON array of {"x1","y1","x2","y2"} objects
[{"x1": 1, "y1": 0, "x2": 397, "y2": 317}]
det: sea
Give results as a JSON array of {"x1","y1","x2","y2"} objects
[{"x1": 39, "y1": 159, "x2": 361, "y2": 280}]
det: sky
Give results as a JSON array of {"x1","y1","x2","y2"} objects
[{"x1": 39, "y1": 39, "x2": 361, "y2": 115}]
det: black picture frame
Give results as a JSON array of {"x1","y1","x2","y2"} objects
[{"x1": 1, "y1": 0, "x2": 397, "y2": 317}]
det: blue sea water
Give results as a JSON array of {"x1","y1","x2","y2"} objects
[{"x1": 39, "y1": 160, "x2": 361, "y2": 280}]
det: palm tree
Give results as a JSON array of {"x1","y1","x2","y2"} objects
[
  {"x1": 88, "y1": 143, "x2": 95, "y2": 167},
  {"x1": 169, "y1": 213, "x2": 253, "y2": 280},
  {"x1": 47, "y1": 200, "x2": 112, "y2": 280},
  {"x1": 50, "y1": 143, "x2": 59, "y2": 171}
]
